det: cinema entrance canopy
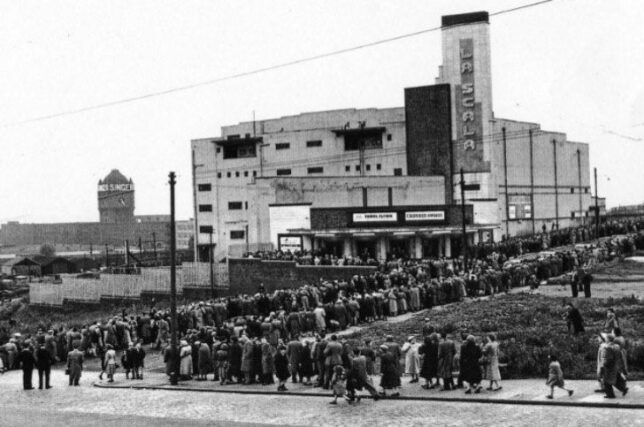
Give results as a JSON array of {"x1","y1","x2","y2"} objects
[{"x1": 271, "y1": 205, "x2": 494, "y2": 260}]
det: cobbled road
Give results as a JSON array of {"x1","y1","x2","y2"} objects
[{"x1": 1, "y1": 369, "x2": 643, "y2": 426}]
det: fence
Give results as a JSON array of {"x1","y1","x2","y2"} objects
[{"x1": 29, "y1": 264, "x2": 222, "y2": 306}]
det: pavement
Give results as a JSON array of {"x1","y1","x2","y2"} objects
[{"x1": 93, "y1": 371, "x2": 644, "y2": 409}]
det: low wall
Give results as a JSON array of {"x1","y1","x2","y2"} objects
[{"x1": 227, "y1": 258, "x2": 377, "y2": 295}]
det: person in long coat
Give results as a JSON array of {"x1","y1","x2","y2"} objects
[
  {"x1": 459, "y1": 335, "x2": 482, "y2": 393},
  {"x1": 483, "y1": 334, "x2": 501, "y2": 391},
  {"x1": 437, "y1": 333, "x2": 456, "y2": 390},
  {"x1": 419, "y1": 334, "x2": 439, "y2": 389},
  {"x1": 379, "y1": 345, "x2": 401, "y2": 396},
  {"x1": 227, "y1": 337, "x2": 242, "y2": 383},
  {"x1": 299, "y1": 340, "x2": 314, "y2": 385},
  {"x1": 241, "y1": 337, "x2": 255, "y2": 384},
  {"x1": 66, "y1": 343, "x2": 84, "y2": 386},
  {"x1": 17, "y1": 342, "x2": 35, "y2": 390},
  {"x1": 401, "y1": 336, "x2": 420, "y2": 383},
  {"x1": 260, "y1": 338, "x2": 274, "y2": 385},
  {"x1": 197, "y1": 342, "x2": 211, "y2": 380},
  {"x1": 274, "y1": 346, "x2": 290, "y2": 391},
  {"x1": 179, "y1": 340, "x2": 193, "y2": 380}
]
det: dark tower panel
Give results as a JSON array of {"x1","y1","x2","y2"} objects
[{"x1": 404, "y1": 84, "x2": 453, "y2": 202}]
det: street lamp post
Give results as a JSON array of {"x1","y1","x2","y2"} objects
[{"x1": 168, "y1": 172, "x2": 179, "y2": 386}]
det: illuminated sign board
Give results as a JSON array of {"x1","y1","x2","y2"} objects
[
  {"x1": 352, "y1": 212, "x2": 398, "y2": 223},
  {"x1": 98, "y1": 184, "x2": 134, "y2": 192},
  {"x1": 460, "y1": 39, "x2": 477, "y2": 152},
  {"x1": 404, "y1": 211, "x2": 445, "y2": 222}
]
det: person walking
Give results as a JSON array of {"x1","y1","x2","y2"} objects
[
  {"x1": 460, "y1": 335, "x2": 482, "y2": 394},
  {"x1": 581, "y1": 269, "x2": 593, "y2": 298},
  {"x1": 35, "y1": 343, "x2": 54, "y2": 389},
  {"x1": 419, "y1": 333, "x2": 439, "y2": 389},
  {"x1": 437, "y1": 333, "x2": 456, "y2": 391},
  {"x1": 17, "y1": 341, "x2": 35, "y2": 390},
  {"x1": 346, "y1": 348, "x2": 379, "y2": 402},
  {"x1": 66, "y1": 342, "x2": 84, "y2": 386},
  {"x1": 545, "y1": 354, "x2": 574, "y2": 399},
  {"x1": 378, "y1": 345, "x2": 401, "y2": 397},
  {"x1": 401, "y1": 336, "x2": 420, "y2": 383},
  {"x1": 483, "y1": 334, "x2": 502, "y2": 391}
]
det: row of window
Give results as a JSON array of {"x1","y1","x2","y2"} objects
[
  {"x1": 570, "y1": 187, "x2": 590, "y2": 193},
  {"x1": 275, "y1": 140, "x2": 322, "y2": 150},
  {"x1": 198, "y1": 201, "x2": 248, "y2": 212},
  {"x1": 198, "y1": 165, "x2": 402, "y2": 183},
  {"x1": 198, "y1": 226, "x2": 245, "y2": 240}
]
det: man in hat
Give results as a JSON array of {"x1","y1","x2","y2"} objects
[
  {"x1": 36, "y1": 343, "x2": 55, "y2": 389},
  {"x1": 16, "y1": 340, "x2": 35, "y2": 390}
]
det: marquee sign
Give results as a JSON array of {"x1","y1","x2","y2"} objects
[
  {"x1": 278, "y1": 235, "x2": 303, "y2": 252},
  {"x1": 352, "y1": 212, "x2": 398, "y2": 223},
  {"x1": 98, "y1": 183, "x2": 134, "y2": 192},
  {"x1": 404, "y1": 211, "x2": 445, "y2": 222}
]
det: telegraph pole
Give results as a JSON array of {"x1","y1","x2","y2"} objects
[
  {"x1": 169, "y1": 172, "x2": 179, "y2": 386},
  {"x1": 460, "y1": 168, "x2": 468, "y2": 270},
  {"x1": 105, "y1": 244, "x2": 109, "y2": 267},
  {"x1": 594, "y1": 167, "x2": 600, "y2": 237},
  {"x1": 209, "y1": 231, "x2": 215, "y2": 299}
]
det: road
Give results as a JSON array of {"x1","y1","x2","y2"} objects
[{"x1": 1, "y1": 369, "x2": 643, "y2": 426}]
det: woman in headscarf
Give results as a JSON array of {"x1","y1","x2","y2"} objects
[
  {"x1": 460, "y1": 335, "x2": 483, "y2": 394},
  {"x1": 401, "y1": 336, "x2": 420, "y2": 383},
  {"x1": 179, "y1": 340, "x2": 193, "y2": 380}
]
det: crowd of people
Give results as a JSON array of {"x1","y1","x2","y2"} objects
[{"x1": 0, "y1": 222, "x2": 641, "y2": 400}]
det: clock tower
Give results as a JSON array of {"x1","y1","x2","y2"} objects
[{"x1": 98, "y1": 169, "x2": 135, "y2": 223}]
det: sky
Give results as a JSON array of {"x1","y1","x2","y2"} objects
[{"x1": 0, "y1": 0, "x2": 642, "y2": 224}]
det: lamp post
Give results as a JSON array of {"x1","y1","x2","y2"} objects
[{"x1": 168, "y1": 172, "x2": 179, "y2": 386}]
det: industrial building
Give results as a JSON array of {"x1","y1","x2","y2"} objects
[
  {"x1": 191, "y1": 11, "x2": 592, "y2": 261},
  {"x1": 0, "y1": 169, "x2": 193, "y2": 250}
]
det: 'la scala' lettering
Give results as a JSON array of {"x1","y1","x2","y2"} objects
[{"x1": 460, "y1": 43, "x2": 476, "y2": 152}]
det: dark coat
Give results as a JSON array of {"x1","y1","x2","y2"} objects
[
  {"x1": 459, "y1": 341, "x2": 482, "y2": 384},
  {"x1": 379, "y1": 352, "x2": 401, "y2": 389},
  {"x1": 35, "y1": 347, "x2": 54, "y2": 370},
  {"x1": 274, "y1": 352, "x2": 290, "y2": 381},
  {"x1": 419, "y1": 339, "x2": 438, "y2": 379},
  {"x1": 438, "y1": 339, "x2": 456, "y2": 379},
  {"x1": 18, "y1": 349, "x2": 36, "y2": 371},
  {"x1": 299, "y1": 345, "x2": 314, "y2": 378}
]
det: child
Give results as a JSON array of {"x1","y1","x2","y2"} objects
[
  {"x1": 546, "y1": 354, "x2": 574, "y2": 399},
  {"x1": 329, "y1": 365, "x2": 347, "y2": 404},
  {"x1": 217, "y1": 344, "x2": 229, "y2": 385},
  {"x1": 274, "y1": 345, "x2": 290, "y2": 391}
]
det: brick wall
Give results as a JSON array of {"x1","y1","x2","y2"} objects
[{"x1": 228, "y1": 258, "x2": 377, "y2": 295}]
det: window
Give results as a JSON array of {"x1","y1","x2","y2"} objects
[
  {"x1": 276, "y1": 169, "x2": 291, "y2": 176},
  {"x1": 366, "y1": 164, "x2": 371, "y2": 171},
  {"x1": 393, "y1": 168, "x2": 402, "y2": 176},
  {"x1": 253, "y1": 171, "x2": 257, "y2": 177},
  {"x1": 223, "y1": 143, "x2": 256, "y2": 159},
  {"x1": 355, "y1": 165, "x2": 360, "y2": 172},
  {"x1": 345, "y1": 165, "x2": 350, "y2": 172},
  {"x1": 245, "y1": 133, "x2": 251, "y2": 138},
  {"x1": 230, "y1": 230, "x2": 245, "y2": 240},
  {"x1": 571, "y1": 211, "x2": 576, "y2": 219},
  {"x1": 228, "y1": 201, "x2": 243, "y2": 210},
  {"x1": 376, "y1": 164, "x2": 381, "y2": 170},
  {"x1": 227, "y1": 172, "x2": 231, "y2": 178},
  {"x1": 198, "y1": 204, "x2": 212, "y2": 212},
  {"x1": 216, "y1": 147, "x2": 221, "y2": 154},
  {"x1": 199, "y1": 225, "x2": 213, "y2": 234},
  {"x1": 275, "y1": 143, "x2": 290, "y2": 150},
  {"x1": 217, "y1": 172, "x2": 222, "y2": 179},
  {"x1": 245, "y1": 201, "x2": 248, "y2": 210},
  {"x1": 387, "y1": 134, "x2": 392, "y2": 141},
  {"x1": 524, "y1": 205, "x2": 532, "y2": 219},
  {"x1": 344, "y1": 132, "x2": 383, "y2": 151},
  {"x1": 570, "y1": 188, "x2": 575, "y2": 193},
  {"x1": 306, "y1": 140, "x2": 322, "y2": 148},
  {"x1": 244, "y1": 171, "x2": 248, "y2": 177},
  {"x1": 307, "y1": 167, "x2": 323, "y2": 174},
  {"x1": 509, "y1": 205, "x2": 517, "y2": 220}
]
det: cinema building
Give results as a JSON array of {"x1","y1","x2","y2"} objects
[{"x1": 191, "y1": 11, "x2": 592, "y2": 261}]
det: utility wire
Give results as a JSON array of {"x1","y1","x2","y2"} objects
[{"x1": 1, "y1": 0, "x2": 553, "y2": 128}]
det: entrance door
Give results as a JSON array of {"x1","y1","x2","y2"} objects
[
  {"x1": 422, "y1": 238, "x2": 440, "y2": 258},
  {"x1": 317, "y1": 239, "x2": 343, "y2": 257},
  {"x1": 355, "y1": 239, "x2": 376, "y2": 261},
  {"x1": 389, "y1": 239, "x2": 410, "y2": 260}
]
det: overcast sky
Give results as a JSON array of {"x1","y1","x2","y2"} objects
[{"x1": 1, "y1": 0, "x2": 642, "y2": 223}]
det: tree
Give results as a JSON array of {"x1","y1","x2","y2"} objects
[{"x1": 39, "y1": 243, "x2": 56, "y2": 257}]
